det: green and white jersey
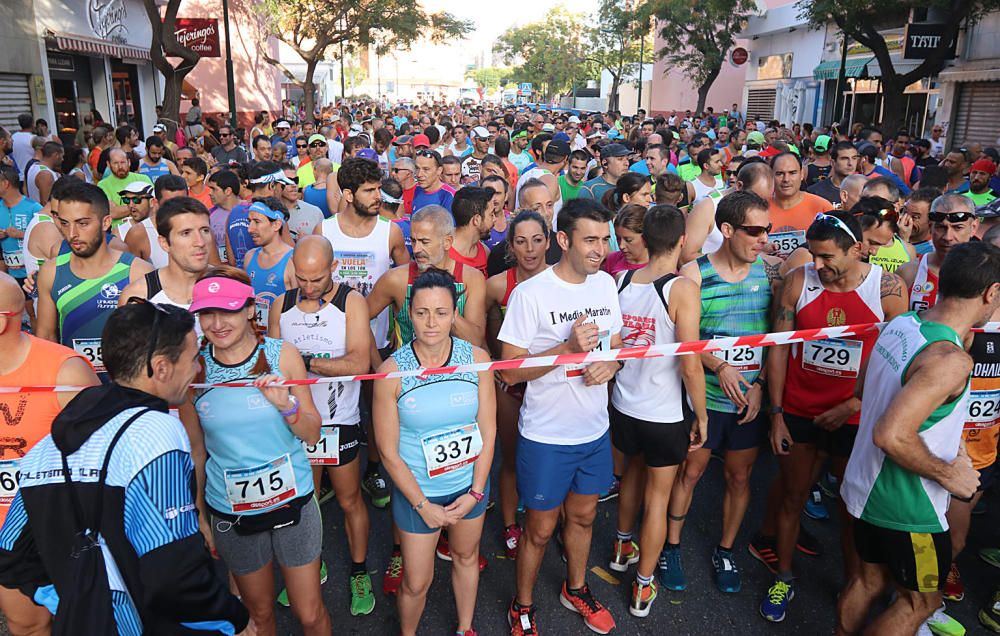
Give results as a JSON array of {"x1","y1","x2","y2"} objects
[{"x1": 841, "y1": 312, "x2": 969, "y2": 533}]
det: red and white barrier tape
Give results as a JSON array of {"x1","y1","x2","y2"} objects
[{"x1": 3, "y1": 321, "x2": 998, "y2": 394}]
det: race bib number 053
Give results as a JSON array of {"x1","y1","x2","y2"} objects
[
  {"x1": 224, "y1": 454, "x2": 298, "y2": 512},
  {"x1": 421, "y1": 423, "x2": 483, "y2": 479},
  {"x1": 802, "y1": 338, "x2": 862, "y2": 378}
]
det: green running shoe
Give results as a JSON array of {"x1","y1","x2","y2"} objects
[
  {"x1": 350, "y1": 571, "x2": 376, "y2": 616},
  {"x1": 927, "y1": 604, "x2": 965, "y2": 636},
  {"x1": 981, "y1": 547, "x2": 1000, "y2": 569},
  {"x1": 362, "y1": 471, "x2": 391, "y2": 508},
  {"x1": 277, "y1": 560, "x2": 328, "y2": 607},
  {"x1": 980, "y1": 590, "x2": 1000, "y2": 633}
]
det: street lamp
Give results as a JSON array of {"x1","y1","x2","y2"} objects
[{"x1": 221, "y1": 0, "x2": 237, "y2": 128}]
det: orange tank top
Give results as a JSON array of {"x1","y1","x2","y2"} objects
[{"x1": 0, "y1": 336, "x2": 84, "y2": 525}]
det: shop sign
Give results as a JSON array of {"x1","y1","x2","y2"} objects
[
  {"x1": 174, "y1": 18, "x2": 221, "y2": 57},
  {"x1": 88, "y1": 0, "x2": 130, "y2": 44},
  {"x1": 903, "y1": 23, "x2": 957, "y2": 59},
  {"x1": 731, "y1": 47, "x2": 749, "y2": 66},
  {"x1": 47, "y1": 53, "x2": 75, "y2": 72}
]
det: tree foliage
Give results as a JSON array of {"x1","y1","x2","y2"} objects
[
  {"x1": 585, "y1": 0, "x2": 653, "y2": 112},
  {"x1": 256, "y1": 0, "x2": 471, "y2": 118},
  {"x1": 798, "y1": 0, "x2": 1000, "y2": 133},
  {"x1": 466, "y1": 67, "x2": 515, "y2": 91},
  {"x1": 642, "y1": 0, "x2": 757, "y2": 113},
  {"x1": 141, "y1": 0, "x2": 200, "y2": 129},
  {"x1": 495, "y1": 7, "x2": 591, "y2": 100}
]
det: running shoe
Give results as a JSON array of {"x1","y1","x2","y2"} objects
[
  {"x1": 504, "y1": 524, "x2": 523, "y2": 560},
  {"x1": 943, "y1": 563, "x2": 964, "y2": 602},
  {"x1": 980, "y1": 589, "x2": 1000, "y2": 633},
  {"x1": 712, "y1": 547, "x2": 742, "y2": 593},
  {"x1": 509, "y1": 600, "x2": 538, "y2": 635},
  {"x1": 609, "y1": 538, "x2": 639, "y2": 572},
  {"x1": 349, "y1": 571, "x2": 375, "y2": 616},
  {"x1": 382, "y1": 552, "x2": 403, "y2": 596},
  {"x1": 277, "y1": 560, "x2": 328, "y2": 607},
  {"x1": 435, "y1": 534, "x2": 488, "y2": 571},
  {"x1": 926, "y1": 604, "x2": 966, "y2": 636},
  {"x1": 629, "y1": 578, "x2": 657, "y2": 618},
  {"x1": 559, "y1": 582, "x2": 616, "y2": 634},
  {"x1": 362, "y1": 470, "x2": 391, "y2": 508},
  {"x1": 818, "y1": 471, "x2": 840, "y2": 499},
  {"x1": 748, "y1": 534, "x2": 778, "y2": 574},
  {"x1": 598, "y1": 477, "x2": 620, "y2": 503},
  {"x1": 803, "y1": 486, "x2": 829, "y2": 520},
  {"x1": 656, "y1": 545, "x2": 686, "y2": 591},
  {"x1": 316, "y1": 482, "x2": 336, "y2": 505},
  {"x1": 981, "y1": 547, "x2": 1000, "y2": 569},
  {"x1": 796, "y1": 526, "x2": 822, "y2": 557},
  {"x1": 759, "y1": 579, "x2": 795, "y2": 622}
]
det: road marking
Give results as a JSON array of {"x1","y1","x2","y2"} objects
[{"x1": 590, "y1": 566, "x2": 620, "y2": 585}]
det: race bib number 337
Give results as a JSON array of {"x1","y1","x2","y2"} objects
[{"x1": 421, "y1": 423, "x2": 483, "y2": 478}]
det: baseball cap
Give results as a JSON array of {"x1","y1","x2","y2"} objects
[
  {"x1": 814, "y1": 135, "x2": 832, "y2": 153},
  {"x1": 119, "y1": 182, "x2": 153, "y2": 198},
  {"x1": 567, "y1": 115, "x2": 581, "y2": 124},
  {"x1": 307, "y1": 133, "x2": 326, "y2": 145},
  {"x1": 471, "y1": 126, "x2": 490, "y2": 139},
  {"x1": 759, "y1": 146, "x2": 781, "y2": 159},
  {"x1": 392, "y1": 135, "x2": 414, "y2": 146},
  {"x1": 541, "y1": 123, "x2": 555, "y2": 133},
  {"x1": 356, "y1": 148, "x2": 379, "y2": 161},
  {"x1": 274, "y1": 120, "x2": 291, "y2": 129},
  {"x1": 152, "y1": 123, "x2": 166, "y2": 133},
  {"x1": 978, "y1": 198, "x2": 1000, "y2": 219},
  {"x1": 544, "y1": 139, "x2": 571, "y2": 162},
  {"x1": 190, "y1": 276, "x2": 256, "y2": 314},
  {"x1": 553, "y1": 132, "x2": 571, "y2": 143},
  {"x1": 248, "y1": 170, "x2": 296, "y2": 186},
  {"x1": 607, "y1": 129, "x2": 622, "y2": 140},
  {"x1": 586, "y1": 130, "x2": 605, "y2": 140},
  {"x1": 412, "y1": 133, "x2": 431, "y2": 148},
  {"x1": 600, "y1": 143, "x2": 630, "y2": 159},
  {"x1": 349, "y1": 123, "x2": 364, "y2": 134},
  {"x1": 971, "y1": 158, "x2": 997, "y2": 174},
  {"x1": 855, "y1": 141, "x2": 879, "y2": 159},
  {"x1": 747, "y1": 131, "x2": 766, "y2": 145},
  {"x1": 247, "y1": 201, "x2": 284, "y2": 221}
]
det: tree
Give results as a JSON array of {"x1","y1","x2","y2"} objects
[
  {"x1": 642, "y1": 0, "x2": 757, "y2": 114},
  {"x1": 466, "y1": 67, "x2": 514, "y2": 92},
  {"x1": 256, "y1": 0, "x2": 471, "y2": 119},
  {"x1": 495, "y1": 7, "x2": 592, "y2": 101},
  {"x1": 799, "y1": 0, "x2": 1000, "y2": 134},
  {"x1": 585, "y1": 0, "x2": 653, "y2": 112},
  {"x1": 141, "y1": 0, "x2": 200, "y2": 128}
]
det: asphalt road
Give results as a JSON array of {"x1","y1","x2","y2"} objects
[{"x1": 271, "y1": 448, "x2": 1000, "y2": 635}]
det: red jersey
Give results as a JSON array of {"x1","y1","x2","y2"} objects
[
  {"x1": 449, "y1": 243, "x2": 489, "y2": 277},
  {"x1": 909, "y1": 254, "x2": 938, "y2": 312},
  {"x1": 403, "y1": 186, "x2": 416, "y2": 215},
  {"x1": 783, "y1": 263, "x2": 884, "y2": 424}
]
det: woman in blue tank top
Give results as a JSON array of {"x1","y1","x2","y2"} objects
[
  {"x1": 373, "y1": 269, "x2": 496, "y2": 636},
  {"x1": 183, "y1": 266, "x2": 331, "y2": 636}
]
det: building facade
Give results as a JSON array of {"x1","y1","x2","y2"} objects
[{"x1": 937, "y1": 11, "x2": 1000, "y2": 147}]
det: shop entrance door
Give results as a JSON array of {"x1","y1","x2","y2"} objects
[{"x1": 111, "y1": 61, "x2": 143, "y2": 134}]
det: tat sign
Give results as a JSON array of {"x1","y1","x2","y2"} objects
[
  {"x1": 174, "y1": 18, "x2": 221, "y2": 57},
  {"x1": 903, "y1": 23, "x2": 957, "y2": 60}
]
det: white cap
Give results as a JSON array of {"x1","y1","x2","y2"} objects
[
  {"x1": 586, "y1": 130, "x2": 605, "y2": 139},
  {"x1": 275, "y1": 120, "x2": 291, "y2": 129},
  {"x1": 471, "y1": 126, "x2": 490, "y2": 139},
  {"x1": 567, "y1": 115, "x2": 581, "y2": 124},
  {"x1": 542, "y1": 123, "x2": 555, "y2": 132},
  {"x1": 152, "y1": 123, "x2": 166, "y2": 133}
]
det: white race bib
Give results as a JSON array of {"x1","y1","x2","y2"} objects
[
  {"x1": 712, "y1": 336, "x2": 763, "y2": 372},
  {"x1": 566, "y1": 328, "x2": 611, "y2": 379},
  {"x1": 802, "y1": 338, "x2": 863, "y2": 378},
  {"x1": 0, "y1": 459, "x2": 21, "y2": 507},
  {"x1": 73, "y1": 337, "x2": 105, "y2": 373},
  {"x1": 304, "y1": 427, "x2": 341, "y2": 466},
  {"x1": 224, "y1": 454, "x2": 298, "y2": 512},
  {"x1": 770, "y1": 230, "x2": 806, "y2": 258},
  {"x1": 253, "y1": 298, "x2": 270, "y2": 329},
  {"x1": 3, "y1": 252, "x2": 23, "y2": 269},
  {"x1": 420, "y1": 423, "x2": 483, "y2": 478},
  {"x1": 966, "y1": 389, "x2": 1000, "y2": 430}
]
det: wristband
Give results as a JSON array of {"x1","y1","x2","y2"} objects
[
  {"x1": 753, "y1": 377, "x2": 766, "y2": 388},
  {"x1": 468, "y1": 489, "x2": 485, "y2": 503},
  {"x1": 302, "y1": 354, "x2": 314, "y2": 374},
  {"x1": 716, "y1": 361, "x2": 730, "y2": 374},
  {"x1": 414, "y1": 498, "x2": 429, "y2": 511},
  {"x1": 768, "y1": 405, "x2": 783, "y2": 416},
  {"x1": 279, "y1": 395, "x2": 300, "y2": 418}
]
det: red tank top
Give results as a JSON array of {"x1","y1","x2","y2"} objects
[
  {"x1": 0, "y1": 336, "x2": 83, "y2": 525},
  {"x1": 783, "y1": 264, "x2": 884, "y2": 424},
  {"x1": 909, "y1": 255, "x2": 938, "y2": 312},
  {"x1": 448, "y1": 243, "x2": 489, "y2": 277},
  {"x1": 407, "y1": 260, "x2": 466, "y2": 284}
]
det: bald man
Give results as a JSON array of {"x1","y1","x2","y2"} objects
[
  {"x1": 0, "y1": 271, "x2": 100, "y2": 635},
  {"x1": 267, "y1": 235, "x2": 377, "y2": 616},
  {"x1": 97, "y1": 147, "x2": 154, "y2": 222},
  {"x1": 839, "y1": 174, "x2": 867, "y2": 213}
]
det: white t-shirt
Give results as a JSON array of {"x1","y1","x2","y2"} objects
[
  {"x1": 327, "y1": 139, "x2": 344, "y2": 165},
  {"x1": 11, "y1": 132, "x2": 32, "y2": 180},
  {"x1": 287, "y1": 200, "x2": 324, "y2": 242},
  {"x1": 498, "y1": 266, "x2": 623, "y2": 445}
]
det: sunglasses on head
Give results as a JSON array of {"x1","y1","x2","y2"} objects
[
  {"x1": 929, "y1": 211, "x2": 975, "y2": 223},
  {"x1": 121, "y1": 196, "x2": 150, "y2": 204},
  {"x1": 125, "y1": 297, "x2": 169, "y2": 377},
  {"x1": 814, "y1": 213, "x2": 860, "y2": 242},
  {"x1": 853, "y1": 208, "x2": 898, "y2": 221},
  {"x1": 733, "y1": 223, "x2": 772, "y2": 237}
]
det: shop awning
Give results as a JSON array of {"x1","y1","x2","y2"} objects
[
  {"x1": 938, "y1": 59, "x2": 1000, "y2": 83},
  {"x1": 48, "y1": 31, "x2": 150, "y2": 62},
  {"x1": 813, "y1": 57, "x2": 873, "y2": 81}
]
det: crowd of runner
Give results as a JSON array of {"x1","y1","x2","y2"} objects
[{"x1": 0, "y1": 101, "x2": 999, "y2": 636}]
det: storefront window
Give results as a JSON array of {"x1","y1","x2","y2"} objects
[{"x1": 111, "y1": 60, "x2": 143, "y2": 133}]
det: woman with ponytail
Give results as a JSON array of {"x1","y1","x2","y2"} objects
[
  {"x1": 600, "y1": 171, "x2": 653, "y2": 211},
  {"x1": 182, "y1": 265, "x2": 331, "y2": 636},
  {"x1": 603, "y1": 204, "x2": 651, "y2": 276}
]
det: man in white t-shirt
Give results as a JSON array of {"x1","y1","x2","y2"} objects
[
  {"x1": 11, "y1": 114, "x2": 34, "y2": 181},
  {"x1": 498, "y1": 198, "x2": 623, "y2": 636}
]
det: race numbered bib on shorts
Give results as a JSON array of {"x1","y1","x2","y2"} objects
[
  {"x1": 3, "y1": 251, "x2": 23, "y2": 270},
  {"x1": 421, "y1": 423, "x2": 483, "y2": 478},
  {"x1": 0, "y1": 459, "x2": 21, "y2": 507},
  {"x1": 565, "y1": 329, "x2": 611, "y2": 379},
  {"x1": 712, "y1": 336, "x2": 763, "y2": 372},
  {"x1": 966, "y1": 390, "x2": 1000, "y2": 430},
  {"x1": 224, "y1": 454, "x2": 298, "y2": 512},
  {"x1": 769, "y1": 230, "x2": 806, "y2": 258},
  {"x1": 304, "y1": 427, "x2": 340, "y2": 466},
  {"x1": 802, "y1": 338, "x2": 863, "y2": 378},
  {"x1": 73, "y1": 337, "x2": 105, "y2": 373}
]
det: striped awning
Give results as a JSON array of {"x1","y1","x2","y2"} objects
[
  {"x1": 813, "y1": 57, "x2": 873, "y2": 81},
  {"x1": 49, "y1": 31, "x2": 150, "y2": 61}
]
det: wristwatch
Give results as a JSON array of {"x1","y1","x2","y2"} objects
[
  {"x1": 768, "y1": 405, "x2": 783, "y2": 416},
  {"x1": 302, "y1": 354, "x2": 314, "y2": 373}
]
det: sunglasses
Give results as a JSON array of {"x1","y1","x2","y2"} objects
[
  {"x1": 929, "y1": 211, "x2": 975, "y2": 224},
  {"x1": 814, "y1": 213, "x2": 860, "y2": 242},
  {"x1": 854, "y1": 208, "x2": 899, "y2": 221},
  {"x1": 309, "y1": 141, "x2": 326, "y2": 148},
  {"x1": 121, "y1": 196, "x2": 150, "y2": 204},
  {"x1": 734, "y1": 223, "x2": 772, "y2": 237},
  {"x1": 125, "y1": 297, "x2": 169, "y2": 377},
  {"x1": 285, "y1": 175, "x2": 299, "y2": 184},
  {"x1": 219, "y1": 132, "x2": 232, "y2": 138},
  {"x1": 391, "y1": 167, "x2": 412, "y2": 173},
  {"x1": 416, "y1": 149, "x2": 440, "y2": 159}
]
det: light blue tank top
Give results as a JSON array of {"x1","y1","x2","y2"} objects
[
  {"x1": 393, "y1": 338, "x2": 481, "y2": 496},
  {"x1": 138, "y1": 160, "x2": 171, "y2": 182},
  {"x1": 246, "y1": 248, "x2": 293, "y2": 327},
  {"x1": 195, "y1": 337, "x2": 314, "y2": 516}
]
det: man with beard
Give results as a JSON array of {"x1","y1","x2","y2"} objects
[
  {"x1": 448, "y1": 186, "x2": 496, "y2": 276},
  {"x1": 461, "y1": 127, "x2": 492, "y2": 185},
  {"x1": 35, "y1": 182, "x2": 153, "y2": 381},
  {"x1": 965, "y1": 158, "x2": 998, "y2": 207},
  {"x1": 98, "y1": 148, "x2": 153, "y2": 223}
]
